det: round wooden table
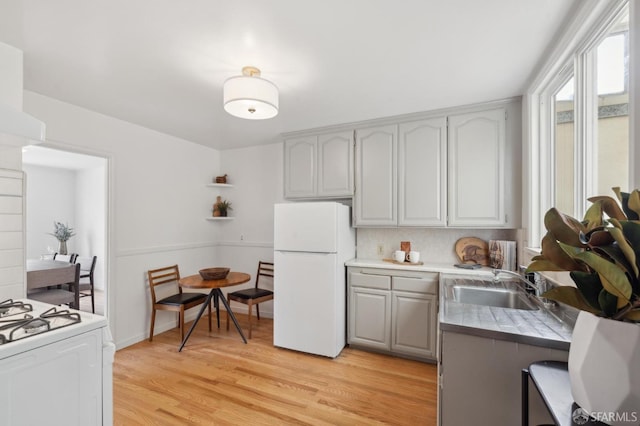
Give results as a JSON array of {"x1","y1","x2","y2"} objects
[{"x1": 178, "y1": 272, "x2": 251, "y2": 351}]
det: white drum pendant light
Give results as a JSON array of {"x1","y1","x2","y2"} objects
[{"x1": 223, "y1": 66, "x2": 279, "y2": 119}]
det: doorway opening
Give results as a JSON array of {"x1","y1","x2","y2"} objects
[{"x1": 22, "y1": 146, "x2": 109, "y2": 316}]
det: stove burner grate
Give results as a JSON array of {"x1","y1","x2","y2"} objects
[
  {"x1": 0, "y1": 306, "x2": 82, "y2": 345},
  {"x1": 0, "y1": 299, "x2": 33, "y2": 318}
]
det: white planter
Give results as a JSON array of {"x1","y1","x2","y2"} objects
[{"x1": 569, "y1": 311, "x2": 640, "y2": 426}]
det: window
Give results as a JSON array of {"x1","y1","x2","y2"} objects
[
  {"x1": 554, "y1": 76, "x2": 575, "y2": 215},
  {"x1": 527, "y1": 1, "x2": 630, "y2": 249},
  {"x1": 595, "y1": 26, "x2": 629, "y2": 197}
]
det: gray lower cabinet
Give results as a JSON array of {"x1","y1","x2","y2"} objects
[
  {"x1": 438, "y1": 331, "x2": 568, "y2": 426},
  {"x1": 348, "y1": 267, "x2": 438, "y2": 361}
]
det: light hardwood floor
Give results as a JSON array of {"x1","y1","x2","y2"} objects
[
  {"x1": 113, "y1": 312, "x2": 438, "y2": 425},
  {"x1": 78, "y1": 288, "x2": 105, "y2": 315}
]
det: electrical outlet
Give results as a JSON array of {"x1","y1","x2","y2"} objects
[{"x1": 377, "y1": 244, "x2": 384, "y2": 255}]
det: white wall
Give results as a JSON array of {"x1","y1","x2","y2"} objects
[
  {"x1": 23, "y1": 91, "x2": 222, "y2": 349},
  {"x1": 23, "y1": 164, "x2": 76, "y2": 258},
  {"x1": 23, "y1": 162, "x2": 108, "y2": 291},
  {"x1": 0, "y1": 41, "x2": 24, "y2": 172},
  {"x1": 214, "y1": 142, "x2": 284, "y2": 318},
  {"x1": 76, "y1": 166, "x2": 106, "y2": 290},
  {"x1": 0, "y1": 42, "x2": 26, "y2": 300}
]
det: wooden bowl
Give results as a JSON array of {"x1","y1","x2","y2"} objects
[{"x1": 199, "y1": 267, "x2": 230, "y2": 280}]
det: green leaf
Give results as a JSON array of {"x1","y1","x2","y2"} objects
[
  {"x1": 574, "y1": 251, "x2": 632, "y2": 302},
  {"x1": 587, "y1": 195, "x2": 627, "y2": 220},
  {"x1": 598, "y1": 289, "x2": 619, "y2": 317},
  {"x1": 629, "y1": 190, "x2": 640, "y2": 219},
  {"x1": 580, "y1": 227, "x2": 614, "y2": 247},
  {"x1": 608, "y1": 226, "x2": 639, "y2": 277},
  {"x1": 592, "y1": 244, "x2": 636, "y2": 279},
  {"x1": 527, "y1": 259, "x2": 566, "y2": 272},
  {"x1": 569, "y1": 271, "x2": 603, "y2": 310},
  {"x1": 623, "y1": 310, "x2": 640, "y2": 322},
  {"x1": 542, "y1": 286, "x2": 599, "y2": 314},
  {"x1": 539, "y1": 233, "x2": 586, "y2": 271},
  {"x1": 620, "y1": 220, "x2": 640, "y2": 278},
  {"x1": 582, "y1": 201, "x2": 604, "y2": 230},
  {"x1": 544, "y1": 208, "x2": 587, "y2": 247},
  {"x1": 612, "y1": 189, "x2": 640, "y2": 220}
]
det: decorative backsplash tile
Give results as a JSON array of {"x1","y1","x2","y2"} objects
[{"x1": 357, "y1": 228, "x2": 518, "y2": 265}]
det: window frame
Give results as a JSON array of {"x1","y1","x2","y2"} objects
[{"x1": 525, "y1": 0, "x2": 630, "y2": 254}]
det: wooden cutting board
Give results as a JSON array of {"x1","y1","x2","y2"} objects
[{"x1": 455, "y1": 237, "x2": 489, "y2": 265}]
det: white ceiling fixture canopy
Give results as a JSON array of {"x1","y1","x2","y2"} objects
[{"x1": 223, "y1": 66, "x2": 279, "y2": 120}]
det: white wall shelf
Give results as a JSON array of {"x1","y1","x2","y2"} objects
[
  {"x1": 205, "y1": 217, "x2": 234, "y2": 221},
  {"x1": 206, "y1": 183, "x2": 234, "y2": 188}
]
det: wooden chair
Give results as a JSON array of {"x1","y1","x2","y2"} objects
[
  {"x1": 54, "y1": 252, "x2": 77, "y2": 263},
  {"x1": 76, "y1": 255, "x2": 97, "y2": 313},
  {"x1": 226, "y1": 261, "x2": 274, "y2": 339},
  {"x1": 148, "y1": 265, "x2": 212, "y2": 343}
]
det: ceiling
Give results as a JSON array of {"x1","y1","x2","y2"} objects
[{"x1": 1, "y1": 0, "x2": 579, "y2": 151}]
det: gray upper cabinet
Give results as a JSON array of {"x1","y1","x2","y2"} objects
[
  {"x1": 284, "y1": 131, "x2": 353, "y2": 199},
  {"x1": 354, "y1": 124, "x2": 397, "y2": 226},
  {"x1": 448, "y1": 108, "x2": 506, "y2": 227},
  {"x1": 285, "y1": 98, "x2": 520, "y2": 228},
  {"x1": 354, "y1": 100, "x2": 519, "y2": 228},
  {"x1": 317, "y1": 132, "x2": 354, "y2": 197},
  {"x1": 284, "y1": 136, "x2": 316, "y2": 198},
  {"x1": 398, "y1": 118, "x2": 447, "y2": 226},
  {"x1": 354, "y1": 117, "x2": 447, "y2": 227}
]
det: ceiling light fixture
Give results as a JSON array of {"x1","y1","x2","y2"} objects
[{"x1": 223, "y1": 66, "x2": 279, "y2": 120}]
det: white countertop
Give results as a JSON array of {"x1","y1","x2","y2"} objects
[{"x1": 345, "y1": 258, "x2": 495, "y2": 276}]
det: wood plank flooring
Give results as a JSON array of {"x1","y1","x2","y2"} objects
[{"x1": 113, "y1": 313, "x2": 438, "y2": 425}]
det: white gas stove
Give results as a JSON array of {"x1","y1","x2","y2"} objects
[{"x1": 0, "y1": 298, "x2": 115, "y2": 425}]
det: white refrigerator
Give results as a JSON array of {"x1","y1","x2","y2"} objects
[{"x1": 273, "y1": 202, "x2": 356, "y2": 358}]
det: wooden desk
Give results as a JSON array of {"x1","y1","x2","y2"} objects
[
  {"x1": 178, "y1": 272, "x2": 251, "y2": 351},
  {"x1": 26, "y1": 259, "x2": 80, "y2": 309}
]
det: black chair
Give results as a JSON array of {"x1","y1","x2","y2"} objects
[
  {"x1": 226, "y1": 261, "x2": 274, "y2": 339},
  {"x1": 75, "y1": 256, "x2": 97, "y2": 313}
]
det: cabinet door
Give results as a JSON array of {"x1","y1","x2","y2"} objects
[
  {"x1": 349, "y1": 285, "x2": 391, "y2": 350},
  {"x1": 317, "y1": 131, "x2": 354, "y2": 198},
  {"x1": 391, "y1": 291, "x2": 437, "y2": 359},
  {"x1": 354, "y1": 125, "x2": 397, "y2": 226},
  {"x1": 0, "y1": 329, "x2": 103, "y2": 425},
  {"x1": 448, "y1": 108, "x2": 506, "y2": 227},
  {"x1": 284, "y1": 136, "x2": 317, "y2": 199},
  {"x1": 398, "y1": 118, "x2": 447, "y2": 226}
]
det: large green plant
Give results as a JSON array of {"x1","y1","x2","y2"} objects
[{"x1": 527, "y1": 188, "x2": 640, "y2": 322}]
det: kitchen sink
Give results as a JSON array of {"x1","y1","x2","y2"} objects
[{"x1": 449, "y1": 285, "x2": 539, "y2": 310}]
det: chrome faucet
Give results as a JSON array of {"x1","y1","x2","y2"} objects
[{"x1": 492, "y1": 268, "x2": 544, "y2": 296}]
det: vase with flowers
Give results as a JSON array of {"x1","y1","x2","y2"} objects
[{"x1": 49, "y1": 221, "x2": 75, "y2": 255}]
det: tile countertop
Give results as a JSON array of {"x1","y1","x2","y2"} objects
[
  {"x1": 439, "y1": 274, "x2": 575, "y2": 351},
  {"x1": 344, "y1": 258, "x2": 574, "y2": 351}
]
